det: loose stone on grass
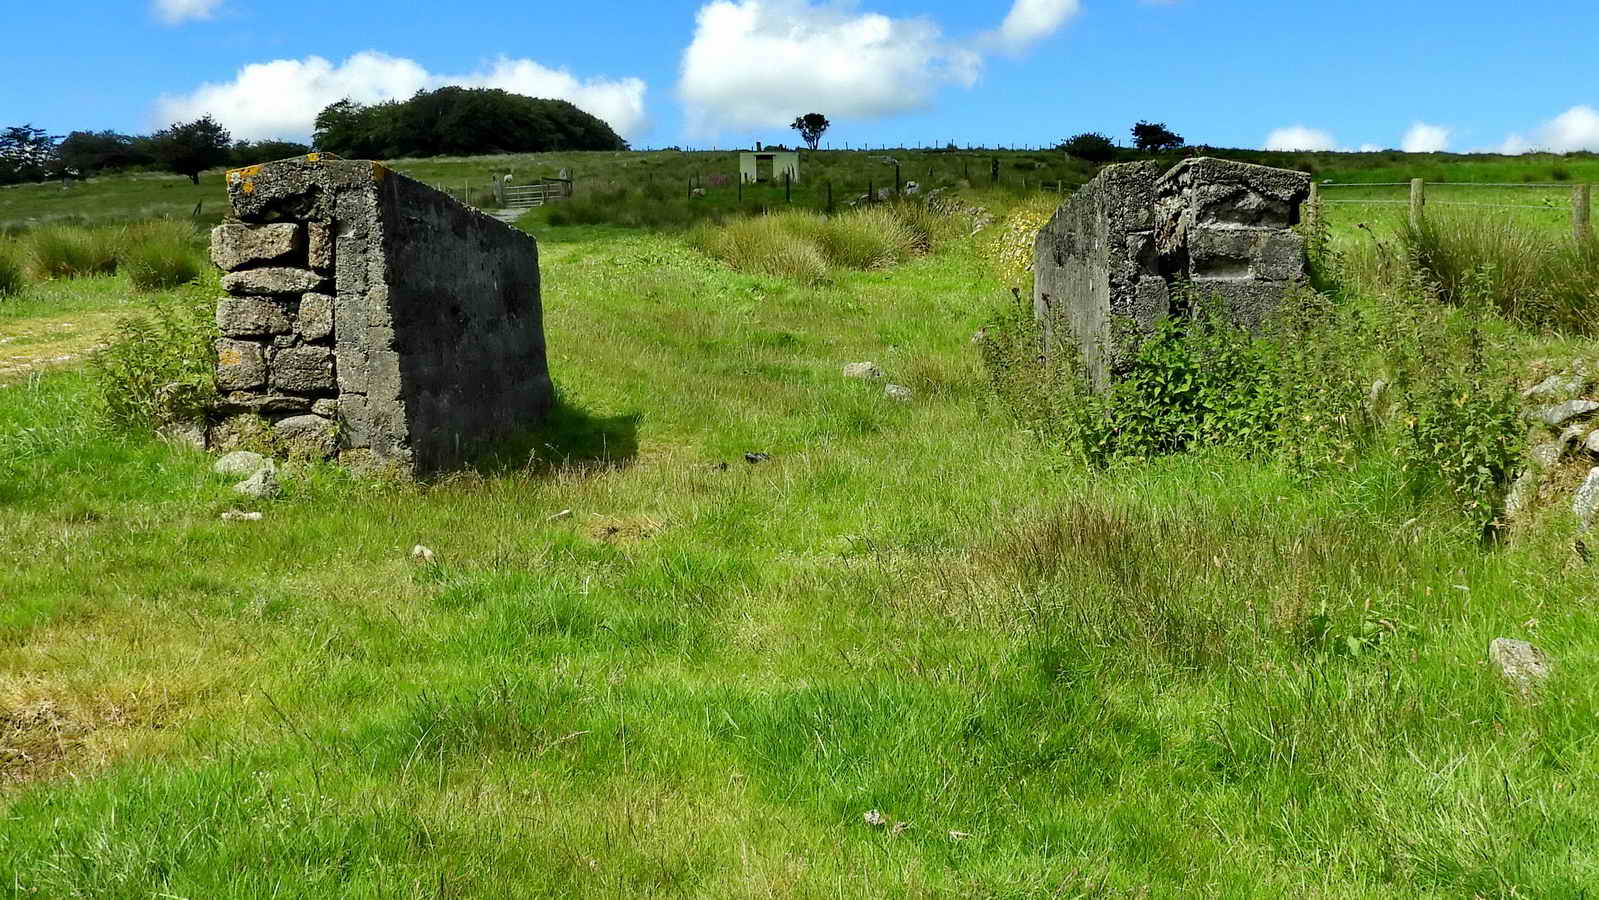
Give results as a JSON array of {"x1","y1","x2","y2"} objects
[
  {"x1": 885, "y1": 383, "x2": 913, "y2": 402},
  {"x1": 233, "y1": 467, "x2": 280, "y2": 499},
  {"x1": 1573, "y1": 467, "x2": 1599, "y2": 530},
  {"x1": 844, "y1": 362, "x2": 884, "y2": 379},
  {"x1": 1523, "y1": 374, "x2": 1585, "y2": 402},
  {"x1": 221, "y1": 510, "x2": 264, "y2": 522},
  {"x1": 1532, "y1": 400, "x2": 1599, "y2": 427},
  {"x1": 411, "y1": 544, "x2": 437, "y2": 563},
  {"x1": 1489, "y1": 638, "x2": 1551, "y2": 694},
  {"x1": 213, "y1": 450, "x2": 273, "y2": 478}
]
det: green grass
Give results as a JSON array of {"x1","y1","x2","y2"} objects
[{"x1": 1, "y1": 205, "x2": 1597, "y2": 896}]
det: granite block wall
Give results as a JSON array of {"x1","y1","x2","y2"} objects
[{"x1": 210, "y1": 155, "x2": 552, "y2": 473}]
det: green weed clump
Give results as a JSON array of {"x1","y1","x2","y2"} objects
[
  {"x1": 89, "y1": 278, "x2": 218, "y2": 431},
  {"x1": 120, "y1": 219, "x2": 205, "y2": 291},
  {"x1": 23, "y1": 224, "x2": 120, "y2": 280},
  {"x1": 1400, "y1": 211, "x2": 1599, "y2": 333},
  {"x1": 983, "y1": 257, "x2": 1531, "y2": 532}
]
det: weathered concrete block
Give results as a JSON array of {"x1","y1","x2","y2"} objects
[
  {"x1": 216, "y1": 296, "x2": 292, "y2": 337},
  {"x1": 210, "y1": 223, "x2": 302, "y2": 271},
  {"x1": 215, "y1": 339, "x2": 267, "y2": 391},
  {"x1": 270, "y1": 345, "x2": 334, "y2": 394},
  {"x1": 211, "y1": 155, "x2": 552, "y2": 474},
  {"x1": 1032, "y1": 160, "x2": 1164, "y2": 388},
  {"x1": 221, "y1": 267, "x2": 325, "y2": 296},
  {"x1": 1034, "y1": 157, "x2": 1309, "y2": 388},
  {"x1": 297, "y1": 292, "x2": 333, "y2": 342}
]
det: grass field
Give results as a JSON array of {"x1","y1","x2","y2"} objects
[
  {"x1": 6, "y1": 146, "x2": 1596, "y2": 231},
  {"x1": 2, "y1": 159, "x2": 1598, "y2": 896}
]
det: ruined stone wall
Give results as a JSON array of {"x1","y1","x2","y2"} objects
[
  {"x1": 1033, "y1": 157, "x2": 1310, "y2": 387},
  {"x1": 211, "y1": 155, "x2": 551, "y2": 474}
]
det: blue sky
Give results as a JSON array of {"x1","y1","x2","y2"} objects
[{"x1": 3, "y1": 0, "x2": 1598, "y2": 154}]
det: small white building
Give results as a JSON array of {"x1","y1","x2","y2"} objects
[{"x1": 739, "y1": 149, "x2": 799, "y2": 184}]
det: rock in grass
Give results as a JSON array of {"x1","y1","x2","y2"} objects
[
  {"x1": 1585, "y1": 430, "x2": 1599, "y2": 455},
  {"x1": 213, "y1": 450, "x2": 273, "y2": 478},
  {"x1": 157, "y1": 422, "x2": 207, "y2": 451},
  {"x1": 1523, "y1": 374, "x2": 1585, "y2": 402},
  {"x1": 1573, "y1": 467, "x2": 1599, "y2": 529},
  {"x1": 844, "y1": 362, "x2": 884, "y2": 379},
  {"x1": 1532, "y1": 400, "x2": 1599, "y2": 427},
  {"x1": 885, "y1": 383, "x2": 913, "y2": 402},
  {"x1": 220, "y1": 510, "x2": 264, "y2": 522},
  {"x1": 411, "y1": 544, "x2": 436, "y2": 563},
  {"x1": 1489, "y1": 638, "x2": 1551, "y2": 693},
  {"x1": 863, "y1": 809, "x2": 887, "y2": 828},
  {"x1": 1530, "y1": 441, "x2": 1565, "y2": 469},
  {"x1": 233, "y1": 467, "x2": 280, "y2": 499},
  {"x1": 1503, "y1": 470, "x2": 1539, "y2": 521}
]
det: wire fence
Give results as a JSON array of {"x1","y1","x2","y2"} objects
[{"x1": 1314, "y1": 180, "x2": 1594, "y2": 242}]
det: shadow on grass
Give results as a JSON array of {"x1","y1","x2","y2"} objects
[{"x1": 466, "y1": 396, "x2": 640, "y2": 476}]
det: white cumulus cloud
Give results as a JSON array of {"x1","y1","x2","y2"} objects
[
  {"x1": 990, "y1": 0, "x2": 1082, "y2": 54},
  {"x1": 676, "y1": 0, "x2": 981, "y2": 135},
  {"x1": 154, "y1": 0, "x2": 222, "y2": 24},
  {"x1": 1401, "y1": 121, "x2": 1450, "y2": 153},
  {"x1": 1264, "y1": 126, "x2": 1337, "y2": 152},
  {"x1": 1498, "y1": 105, "x2": 1599, "y2": 154},
  {"x1": 153, "y1": 51, "x2": 648, "y2": 141}
]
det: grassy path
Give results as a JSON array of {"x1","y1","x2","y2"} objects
[{"x1": 0, "y1": 230, "x2": 1595, "y2": 896}]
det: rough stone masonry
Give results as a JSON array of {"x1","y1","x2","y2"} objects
[
  {"x1": 210, "y1": 155, "x2": 552, "y2": 473},
  {"x1": 1033, "y1": 157, "x2": 1311, "y2": 388}
]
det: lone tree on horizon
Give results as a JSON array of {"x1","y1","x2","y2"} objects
[
  {"x1": 151, "y1": 115, "x2": 232, "y2": 184},
  {"x1": 790, "y1": 113, "x2": 830, "y2": 151},
  {"x1": 1131, "y1": 121, "x2": 1184, "y2": 153}
]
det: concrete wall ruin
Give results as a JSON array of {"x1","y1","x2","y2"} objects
[
  {"x1": 210, "y1": 155, "x2": 552, "y2": 474},
  {"x1": 1033, "y1": 157, "x2": 1311, "y2": 388}
]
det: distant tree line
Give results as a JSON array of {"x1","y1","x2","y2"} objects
[
  {"x1": 0, "y1": 115, "x2": 308, "y2": 186},
  {"x1": 312, "y1": 87, "x2": 628, "y2": 159},
  {"x1": 2, "y1": 86, "x2": 629, "y2": 186},
  {"x1": 1058, "y1": 121, "x2": 1187, "y2": 162}
]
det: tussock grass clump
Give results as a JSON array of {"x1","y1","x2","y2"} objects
[
  {"x1": 23, "y1": 225, "x2": 121, "y2": 280},
  {"x1": 1400, "y1": 212, "x2": 1599, "y2": 333},
  {"x1": 120, "y1": 219, "x2": 204, "y2": 291},
  {"x1": 691, "y1": 200, "x2": 961, "y2": 282},
  {"x1": 691, "y1": 213, "x2": 832, "y2": 283},
  {"x1": 0, "y1": 243, "x2": 23, "y2": 297},
  {"x1": 546, "y1": 182, "x2": 730, "y2": 231}
]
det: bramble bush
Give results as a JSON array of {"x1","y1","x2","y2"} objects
[{"x1": 982, "y1": 234, "x2": 1526, "y2": 532}]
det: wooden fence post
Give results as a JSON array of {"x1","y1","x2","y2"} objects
[
  {"x1": 1574, "y1": 184, "x2": 1592, "y2": 244},
  {"x1": 1307, "y1": 181, "x2": 1320, "y2": 229},
  {"x1": 1409, "y1": 178, "x2": 1425, "y2": 230},
  {"x1": 785, "y1": 171, "x2": 791, "y2": 203}
]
